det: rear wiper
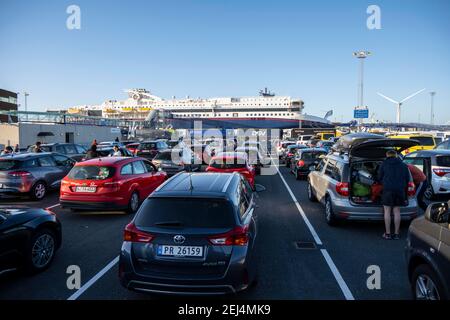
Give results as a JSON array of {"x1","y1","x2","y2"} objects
[{"x1": 153, "y1": 221, "x2": 184, "y2": 227}]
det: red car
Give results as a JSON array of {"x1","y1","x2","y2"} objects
[
  {"x1": 125, "y1": 142, "x2": 140, "y2": 155},
  {"x1": 60, "y1": 157, "x2": 167, "y2": 213},
  {"x1": 205, "y1": 152, "x2": 255, "y2": 189}
]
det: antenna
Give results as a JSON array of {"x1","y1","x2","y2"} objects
[
  {"x1": 188, "y1": 173, "x2": 194, "y2": 191},
  {"x1": 377, "y1": 88, "x2": 425, "y2": 123}
]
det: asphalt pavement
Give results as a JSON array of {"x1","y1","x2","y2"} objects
[{"x1": 0, "y1": 166, "x2": 416, "y2": 300}]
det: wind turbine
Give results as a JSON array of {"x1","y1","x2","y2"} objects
[{"x1": 377, "y1": 89, "x2": 425, "y2": 123}]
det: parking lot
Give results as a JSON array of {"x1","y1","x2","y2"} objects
[{"x1": 0, "y1": 165, "x2": 414, "y2": 300}]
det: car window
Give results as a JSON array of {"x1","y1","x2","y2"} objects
[
  {"x1": 65, "y1": 145, "x2": 78, "y2": 154},
  {"x1": 316, "y1": 159, "x2": 326, "y2": 172},
  {"x1": 76, "y1": 145, "x2": 87, "y2": 153},
  {"x1": 132, "y1": 161, "x2": 146, "y2": 174},
  {"x1": 436, "y1": 156, "x2": 450, "y2": 167},
  {"x1": 238, "y1": 182, "x2": 249, "y2": 218},
  {"x1": 55, "y1": 145, "x2": 65, "y2": 153},
  {"x1": 404, "y1": 157, "x2": 425, "y2": 172},
  {"x1": 53, "y1": 155, "x2": 73, "y2": 166},
  {"x1": 38, "y1": 156, "x2": 56, "y2": 167},
  {"x1": 414, "y1": 136, "x2": 435, "y2": 146},
  {"x1": 120, "y1": 163, "x2": 133, "y2": 175},
  {"x1": 324, "y1": 159, "x2": 341, "y2": 181},
  {"x1": 22, "y1": 159, "x2": 40, "y2": 168},
  {"x1": 157, "y1": 141, "x2": 168, "y2": 149},
  {"x1": 68, "y1": 166, "x2": 115, "y2": 180}
]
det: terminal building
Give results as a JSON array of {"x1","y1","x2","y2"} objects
[{"x1": 0, "y1": 89, "x2": 18, "y2": 122}]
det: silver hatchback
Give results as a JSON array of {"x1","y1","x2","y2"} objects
[
  {"x1": 307, "y1": 137, "x2": 419, "y2": 225},
  {"x1": 0, "y1": 153, "x2": 75, "y2": 200}
]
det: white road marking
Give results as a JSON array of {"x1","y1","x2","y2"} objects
[
  {"x1": 67, "y1": 256, "x2": 119, "y2": 300},
  {"x1": 46, "y1": 203, "x2": 60, "y2": 210},
  {"x1": 275, "y1": 166, "x2": 323, "y2": 245},
  {"x1": 275, "y1": 165, "x2": 355, "y2": 300},
  {"x1": 320, "y1": 249, "x2": 355, "y2": 300}
]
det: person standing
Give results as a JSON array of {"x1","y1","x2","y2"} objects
[
  {"x1": 407, "y1": 163, "x2": 428, "y2": 211},
  {"x1": 14, "y1": 144, "x2": 19, "y2": 153},
  {"x1": 378, "y1": 150, "x2": 410, "y2": 240},
  {"x1": 34, "y1": 141, "x2": 43, "y2": 153},
  {"x1": 85, "y1": 144, "x2": 99, "y2": 159},
  {"x1": 1, "y1": 146, "x2": 13, "y2": 155},
  {"x1": 110, "y1": 145, "x2": 122, "y2": 157}
]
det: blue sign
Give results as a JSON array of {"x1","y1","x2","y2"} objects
[{"x1": 354, "y1": 108, "x2": 369, "y2": 119}]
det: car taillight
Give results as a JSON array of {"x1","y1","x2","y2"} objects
[
  {"x1": 123, "y1": 223, "x2": 154, "y2": 243},
  {"x1": 287, "y1": 153, "x2": 293, "y2": 157},
  {"x1": 297, "y1": 160, "x2": 305, "y2": 167},
  {"x1": 208, "y1": 226, "x2": 249, "y2": 246},
  {"x1": 8, "y1": 171, "x2": 31, "y2": 177},
  {"x1": 103, "y1": 181, "x2": 120, "y2": 191},
  {"x1": 433, "y1": 168, "x2": 450, "y2": 177},
  {"x1": 407, "y1": 182, "x2": 416, "y2": 197},
  {"x1": 336, "y1": 182, "x2": 349, "y2": 197}
]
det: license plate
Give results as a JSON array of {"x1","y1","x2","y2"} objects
[
  {"x1": 75, "y1": 186, "x2": 96, "y2": 193},
  {"x1": 157, "y1": 245, "x2": 203, "y2": 257}
]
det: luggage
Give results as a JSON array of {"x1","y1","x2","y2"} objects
[
  {"x1": 352, "y1": 182, "x2": 371, "y2": 197},
  {"x1": 358, "y1": 169, "x2": 375, "y2": 185}
]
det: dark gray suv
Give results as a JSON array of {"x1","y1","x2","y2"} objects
[
  {"x1": 119, "y1": 172, "x2": 259, "y2": 295},
  {"x1": 406, "y1": 202, "x2": 450, "y2": 300},
  {"x1": 0, "y1": 153, "x2": 75, "y2": 200}
]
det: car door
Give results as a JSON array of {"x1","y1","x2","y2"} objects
[
  {"x1": 52, "y1": 154, "x2": 76, "y2": 182},
  {"x1": 311, "y1": 158, "x2": 327, "y2": 201},
  {"x1": 37, "y1": 155, "x2": 61, "y2": 189},
  {"x1": 119, "y1": 162, "x2": 136, "y2": 197},
  {"x1": 131, "y1": 160, "x2": 150, "y2": 198},
  {"x1": 142, "y1": 160, "x2": 165, "y2": 194}
]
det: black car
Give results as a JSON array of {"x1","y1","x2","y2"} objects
[
  {"x1": 28, "y1": 143, "x2": 87, "y2": 162},
  {"x1": 0, "y1": 206, "x2": 62, "y2": 275},
  {"x1": 282, "y1": 144, "x2": 307, "y2": 167},
  {"x1": 290, "y1": 148, "x2": 327, "y2": 180},
  {"x1": 406, "y1": 202, "x2": 450, "y2": 300},
  {"x1": 135, "y1": 141, "x2": 169, "y2": 160},
  {"x1": 119, "y1": 172, "x2": 261, "y2": 295}
]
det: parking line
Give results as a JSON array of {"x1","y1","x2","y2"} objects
[
  {"x1": 46, "y1": 203, "x2": 61, "y2": 210},
  {"x1": 275, "y1": 165, "x2": 355, "y2": 300},
  {"x1": 320, "y1": 249, "x2": 355, "y2": 300},
  {"x1": 67, "y1": 256, "x2": 119, "y2": 300}
]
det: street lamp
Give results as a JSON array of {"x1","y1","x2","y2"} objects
[
  {"x1": 353, "y1": 51, "x2": 371, "y2": 125},
  {"x1": 23, "y1": 91, "x2": 29, "y2": 121},
  {"x1": 430, "y1": 91, "x2": 436, "y2": 125}
]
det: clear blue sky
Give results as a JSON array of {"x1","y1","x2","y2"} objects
[{"x1": 1, "y1": 0, "x2": 449, "y2": 123}]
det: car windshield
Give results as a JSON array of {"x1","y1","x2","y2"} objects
[
  {"x1": 436, "y1": 156, "x2": 450, "y2": 167},
  {"x1": 210, "y1": 158, "x2": 247, "y2": 169},
  {"x1": 136, "y1": 198, "x2": 235, "y2": 229},
  {"x1": 0, "y1": 160, "x2": 21, "y2": 170},
  {"x1": 414, "y1": 137, "x2": 434, "y2": 146},
  {"x1": 68, "y1": 166, "x2": 115, "y2": 180},
  {"x1": 282, "y1": 143, "x2": 295, "y2": 148}
]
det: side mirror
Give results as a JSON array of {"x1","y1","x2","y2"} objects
[
  {"x1": 254, "y1": 184, "x2": 266, "y2": 193},
  {"x1": 425, "y1": 202, "x2": 449, "y2": 224}
]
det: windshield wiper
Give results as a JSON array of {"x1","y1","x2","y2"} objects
[{"x1": 153, "y1": 221, "x2": 184, "y2": 227}]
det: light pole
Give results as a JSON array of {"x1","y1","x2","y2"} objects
[
  {"x1": 353, "y1": 51, "x2": 371, "y2": 125},
  {"x1": 23, "y1": 91, "x2": 29, "y2": 121},
  {"x1": 430, "y1": 91, "x2": 436, "y2": 125}
]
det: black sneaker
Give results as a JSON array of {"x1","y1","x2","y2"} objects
[
  {"x1": 382, "y1": 233, "x2": 392, "y2": 240},
  {"x1": 393, "y1": 234, "x2": 400, "y2": 240}
]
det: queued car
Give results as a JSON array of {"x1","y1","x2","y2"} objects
[
  {"x1": 97, "y1": 141, "x2": 125, "y2": 148},
  {"x1": 151, "y1": 148, "x2": 201, "y2": 176},
  {"x1": 388, "y1": 134, "x2": 437, "y2": 155},
  {"x1": 27, "y1": 143, "x2": 87, "y2": 162},
  {"x1": 316, "y1": 140, "x2": 334, "y2": 153},
  {"x1": 290, "y1": 148, "x2": 327, "y2": 180},
  {"x1": 206, "y1": 152, "x2": 256, "y2": 189},
  {"x1": 435, "y1": 139, "x2": 450, "y2": 150},
  {"x1": 125, "y1": 142, "x2": 140, "y2": 154},
  {"x1": 96, "y1": 146, "x2": 134, "y2": 158},
  {"x1": 282, "y1": 144, "x2": 307, "y2": 167},
  {"x1": 235, "y1": 146, "x2": 266, "y2": 174},
  {"x1": 406, "y1": 202, "x2": 450, "y2": 300},
  {"x1": 403, "y1": 150, "x2": 450, "y2": 200},
  {"x1": 307, "y1": 133, "x2": 419, "y2": 225},
  {"x1": 119, "y1": 172, "x2": 260, "y2": 295},
  {"x1": 0, "y1": 206, "x2": 62, "y2": 275},
  {"x1": 295, "y1": 135, "x2": 313, "y2": 145},
  {"x1": 189, "y1": 143, "x2": 211, "y2": 165},
  {"x1": 276, "y1": 141, "x2": 296, "y2": 158},
  {"x1": 0, "y1": 153, "x2": 75, "y2": 200},
  {"x1": 135, "y1": 140, "x2": 169, "y2": 159},
  {"x1": 60, "y1": 157, "x2": 167, "y2": 213}
]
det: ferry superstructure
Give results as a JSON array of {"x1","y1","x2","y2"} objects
[{"x1": 67, "y1": 88, "x2": 333, "y2": 129}]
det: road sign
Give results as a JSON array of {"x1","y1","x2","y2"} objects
[{"x1": 354, "y1": 108, "x2": 369, "y2": 119}]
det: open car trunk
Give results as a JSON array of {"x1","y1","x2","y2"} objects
[{"x1": 348, "y1": 138, "x2": 420, "y2": 205}]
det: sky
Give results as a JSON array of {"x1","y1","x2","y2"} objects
[{"x1": 0, "y1": 0, "x2": 449, "y2": 123}]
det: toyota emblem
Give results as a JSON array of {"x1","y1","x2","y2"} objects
[{"x1": 173, "y1": 235, "x2": 185, "y2": 244}]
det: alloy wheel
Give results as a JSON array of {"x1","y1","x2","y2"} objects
[
  {"x1": 415, "y1": 274, "x2": 440, "y2": 300},
  {"x1": 31, "y1": 234, "x2": 55, "y2": 268}
]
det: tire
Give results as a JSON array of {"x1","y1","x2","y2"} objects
[
  {"x1": 30, "y1": 181, "x2": 47, "y2": 201},
  {"x1": 325, "y1": 196, "x2": 338, "y2": 226},
  {"x1": 308, "y1": 182, "x2": 317, "y2": 202},
  {"x1": 24, "y1": 228, "x2": 57, "y2": 274},
  {"x1": 424, "y1": 185, "x2": 435, "y2": 200},
  {"x1": 127, "y1": 191, "x2": 140, "y2": 214},
  {"x1": 411, "y1": 264, "x2": 447, "y2": 300}
]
